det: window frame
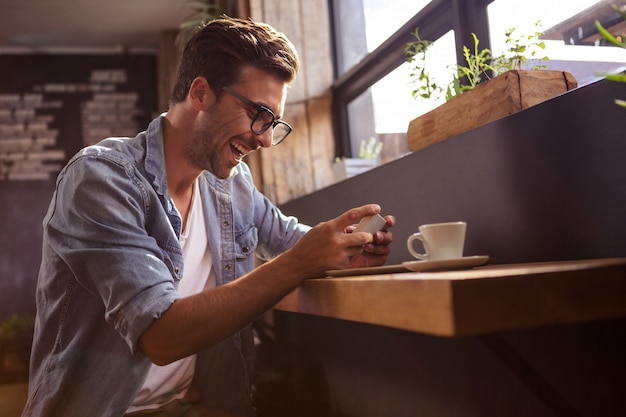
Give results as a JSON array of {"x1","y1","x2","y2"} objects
[{"x1": 329, "y1": 0, "x2": 495, "y2": 157}]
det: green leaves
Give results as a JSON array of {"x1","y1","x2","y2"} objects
[
  {"x1": 595, "y1": 5, "x2": 626, "y2": 108},
  {"x1": 405, "y1": 29, "x2": 441, "y2": 100},
  {"x1": 176, "y1": 0, "x2": 229, "y2": 48},
  {"x1": 595, "y1": 20, "x2": 626, "y2": 48},
  {"x1": 456, "y1": 33, "x2": 496, "y2": 94},
  {"x1": 492, "y1": 21, "x2": 548, "y2": 73},
  {"x1": 406, "y1": 23, "x2": 550, "y2": 102},
  {"x1": 358, "y1": 137, "x2": 383, "y2": 159}
]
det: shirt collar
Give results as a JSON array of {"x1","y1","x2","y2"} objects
[{"x1": 144, "y1": 113, "x2": 168, "y2": 196}]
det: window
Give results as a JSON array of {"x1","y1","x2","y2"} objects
[
  {"x1": 333, "y1": 0, "x2": 429, "y2": 77},
  {"x1": 488, "y1": 0, "x2": 626, "y2": 86},
  {"x1": 330, "y1": 0, "x2": 626, "y2": 162}
]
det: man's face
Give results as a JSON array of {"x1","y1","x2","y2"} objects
[{"x1": 185, "y1": 66, "x2": 288, "y2": 179}]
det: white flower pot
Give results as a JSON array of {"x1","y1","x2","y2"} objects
[{"x1": 333, "y1": 158, "x2": 378, "y2": 182}]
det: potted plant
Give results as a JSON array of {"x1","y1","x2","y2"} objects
[
  {"x1": 0, "y1": 313, "x2": 35, "y2": 383},
  {"x1": 176, "y1": 0, "x2": 231, "y2": 47},
  {"x1": 333, "y1": 137, "x2": 383, "y2": 181},
  {"x1": 405, "y1": 24, "x2": 577, "y2": 152}
]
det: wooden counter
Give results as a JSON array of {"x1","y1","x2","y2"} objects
[{"x1": 274, "y1": 257, "x2": 626, "y2": 336}]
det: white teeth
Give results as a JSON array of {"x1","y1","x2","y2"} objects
[{"x1": 232, "y1": 142, "x2": 246, "y2": 156}]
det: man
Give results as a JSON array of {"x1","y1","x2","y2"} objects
[{"x1": 22, "y1": 17, "x2": 394, "y2": 417}]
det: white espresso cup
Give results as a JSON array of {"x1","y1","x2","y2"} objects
[{"x1": 406, "y1": 221, "x2": 467, "y2": 260}]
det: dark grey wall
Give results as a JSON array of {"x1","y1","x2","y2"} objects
[{"x1": 281, "y1": 77, "x2": 626, "y2": 265}]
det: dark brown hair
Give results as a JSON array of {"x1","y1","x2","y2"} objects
[{"x1": 170, "y1": 17, "x2": 300, "y2": 104}]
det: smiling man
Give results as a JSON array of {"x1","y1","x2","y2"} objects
[{"x1": 22, "y1": 17, "x2": 395, "y2": 417}]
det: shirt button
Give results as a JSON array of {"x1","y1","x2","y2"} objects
[
  {"x1": 225, "y1": 264, "x2": 232, "y2": 271},
  {"x1": 223, "y1": 221, "x2": 230, "y2": 227},
  {"x1": 242, "y1": 246, "x2": 250, "y2": 253}
]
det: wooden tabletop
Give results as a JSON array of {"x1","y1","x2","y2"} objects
[{"x1": 274, "y1": 257, "x2": 626, "y2": 336}]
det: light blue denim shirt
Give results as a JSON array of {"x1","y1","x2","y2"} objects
[{"x1": 22, "y1": 115, "x2": 309, "y2": 417}]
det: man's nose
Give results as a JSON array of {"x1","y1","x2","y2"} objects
[{"x1": 256, "y1": 128, "x2": 274, "y2": 148}]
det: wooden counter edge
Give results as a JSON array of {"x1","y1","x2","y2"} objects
[{"x1": 274, "y1": 258, "x2": 626, "y2": 337}]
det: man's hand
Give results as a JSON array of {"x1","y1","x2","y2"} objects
[
  {"x1": 347, "y1": 212, "x2": 395, "y2": 269},
  {"x1": 139, "y1": 204, "x2": 395, "y2": 365},
  {"x1": 281, "y1": 204, "x2": 394, "y2": 278}
]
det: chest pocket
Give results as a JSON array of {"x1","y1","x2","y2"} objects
[
  {"x1": 235, "y1": 225, "x2": 258, "y2": 260},
  {"x1": 157, "y1": 240, "x2": 184, "y2": 281}
]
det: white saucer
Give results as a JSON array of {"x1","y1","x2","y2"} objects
[
  {"x1": 402, "y1": 255, "x2": 491, "y2": 272},
  {"x1": 326, "y1": 255, "x2": 491, "y2": 277}
]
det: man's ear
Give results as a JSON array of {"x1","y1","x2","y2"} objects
[{"x1": 188, "y1": 77, "x2": 214, "y2": 111}]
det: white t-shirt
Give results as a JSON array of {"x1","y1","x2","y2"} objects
[{"x1": 127, "y1": 179, "x2": 216, "y2": 412}]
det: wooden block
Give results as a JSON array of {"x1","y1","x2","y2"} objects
[{"x1": 407, "y1": 70, "x2": 577, "y2": 152}]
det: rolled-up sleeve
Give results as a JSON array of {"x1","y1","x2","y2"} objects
[{"x1": 47, "y1": 149, "x2": 182, "y2": 353}]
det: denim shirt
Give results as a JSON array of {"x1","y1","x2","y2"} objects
[{"x1": 22, "y1": 115, "x2": 309, "y2": 417}]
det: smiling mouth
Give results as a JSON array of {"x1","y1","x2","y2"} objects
[{"x1": 231, "y1": 140, "x2": 251, "y2": 161}]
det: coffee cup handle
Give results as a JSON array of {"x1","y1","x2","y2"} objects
[{"x1": 407, "y1": 233, "x2": 428, "y2": 260}]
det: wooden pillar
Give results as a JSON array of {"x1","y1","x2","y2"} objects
[
  {"x1": 249, "y1": 0, "x2": 336, "y2": 205},
  {"x1": 157, "y1": 30, "x2": 181, "y2": 113}
]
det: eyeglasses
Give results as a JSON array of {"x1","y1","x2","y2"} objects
[{"x1": 222, "y1": 86, "x2": 292, "y2": 146}]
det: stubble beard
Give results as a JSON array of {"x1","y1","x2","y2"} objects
[{"x1": 184, "y1": 128, "x2": 237, "y2": 180}]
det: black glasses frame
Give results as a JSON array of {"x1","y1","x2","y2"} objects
[{"x1": 222, "y1": 86, "x2": 292, "y2": 145}]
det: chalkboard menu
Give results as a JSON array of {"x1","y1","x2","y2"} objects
[
  {"x1": 0, "y1": 54, "x2": 158, "y2": 316},
  {"x1": 0, "y1": 54, "x2": 158, "y2": 181}
]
